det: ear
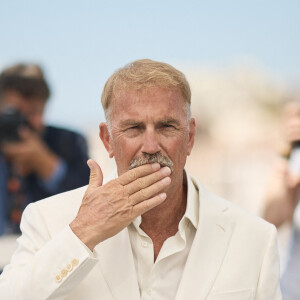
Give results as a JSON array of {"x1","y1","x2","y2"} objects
[
  {"x1": 187, "y1": 118, "x2": 196, "y2": 156},
  {"x1": 99, "y1": 123, "x2": 114, "y2": 158}
]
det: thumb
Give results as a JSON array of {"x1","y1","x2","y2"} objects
[{"x1": 87, "y1": 159, "x2": 103, "y2": 188}]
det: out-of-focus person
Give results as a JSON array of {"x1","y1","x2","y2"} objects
[
  {"x1": 0, "y1": 63, "x2": 90, "y2": 237},
  {"x1": 263, "y1": 99, "x2": 300, "y2": 300}
]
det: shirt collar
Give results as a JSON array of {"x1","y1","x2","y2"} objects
[
  {"x1": 184, "y1": 170, "x2": 199, "y2": 230},
  {"x1": 132, "y1": 170, "x2": 199, "y2": 232}
]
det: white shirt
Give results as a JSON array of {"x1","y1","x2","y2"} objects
[{"x1": 128, "y1": 172, "x2": 199, "y2": 300}]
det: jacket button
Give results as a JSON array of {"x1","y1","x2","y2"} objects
[
  {"x1": 61, "y1": 269, "x2": 68, "y2": 278},
  {"x1": 66, "y1": 263, "x2": 73, "y2": 272},
  {"x1": 55, "y1": 274, "x2": 62, "y2": 283},
  {"x1": 72, "y1": 259, "x2": 79, "y2": 267}
]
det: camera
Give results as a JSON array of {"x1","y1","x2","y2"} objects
[{"x1": 0, "y1": 107, "x2": 31, "y2": 144}]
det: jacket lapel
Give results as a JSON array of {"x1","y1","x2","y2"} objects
[
  {"x1": 93, "y1": 173, "x2": 235, "y2": 300},
  {"x1": 176, "y1": 178, "x2": 235, "y2": 300},
  {"x1": 95, "y1": 228, "x2": 140, "y2": 300}
]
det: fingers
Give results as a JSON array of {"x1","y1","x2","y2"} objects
[
  {"x1": 87, "y1": 159, "x2": 103, "y2": 188},
  {"x1": 117, "y1": 163, "x2": 161, "y2": 185},
  {"x1": 126, "y1": 166, "x2": 171, "y2": 195},
  {"x1": 1, "y1": 143, "x2": 22, "y2": 159},
  {"x1": 18, "y1": 127, "x2": 34, "y2": 140},
  {"x1": 129, "y1": 176, "x2": 171, "y2": 204},
  {"x1": 132, "y1": 193, "x2": 167, "y2": 217}
]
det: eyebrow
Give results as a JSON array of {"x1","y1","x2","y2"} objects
[
  {"x1": 119, "y1": 118, "x2": 182, "y2": 128},
  {"x1": 158, "y1": 118, "x2": 181, "y2": 127},
  {"x1": 119, "y1": 120, "x2": 143, "y2": 128}
]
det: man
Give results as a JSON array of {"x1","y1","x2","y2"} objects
[
  {"x1": 0, "y1": 63, "x2": 90, "y2": 235},
  {"x1": 0, "y1": 59, "x2": 281, "y2": 299}
]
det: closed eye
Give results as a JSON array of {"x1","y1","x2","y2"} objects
[
  {"x1": 157, "y1": 118, "x2": 180, "y2": 130},
  {"x1": 159, "y1": 123, "x2": 177, "y2": 130},
  {"x1": 127, "y1": 126, "x2": 140, "y2": 130}
]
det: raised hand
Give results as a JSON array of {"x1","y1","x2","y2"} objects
[
  {"x1": 1, "y1": 128, "x2": 59, "y2": 178},
  {"x1": 70, "y1": 159, "x2": 171, "y2": 250}
]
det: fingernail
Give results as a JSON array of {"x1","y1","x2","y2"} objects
[
  {"x1": 87, "y1": 160, "x2": 92, "y2": 169},
  {"x1": 162, "y1": 177, "x2": 171, "y2": 185},
  {"x1": 160, "y1": 193, "x2": 167, "y2": 200},
  {"x1": 152, "y1": 163, "x2": 160, "y2": 170},
  {"x1": 161, "y1": 167, "x2": 171, "y2": 175}
]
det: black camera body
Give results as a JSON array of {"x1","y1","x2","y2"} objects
[{"x1": 0, "y1": 108, "x2": 31, "y2": 144}]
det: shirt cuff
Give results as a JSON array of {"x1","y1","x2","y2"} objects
[{"x1": 39, "y1": 160, "x2": 67, "y2": 192}]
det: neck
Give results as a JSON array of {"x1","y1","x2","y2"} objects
[{"x1": 140, "y1": 171, "x2": 187, "y2": 239}]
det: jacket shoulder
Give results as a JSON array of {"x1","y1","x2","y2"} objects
[
  {"x1": 44, "y1": 125, "x2": 85, "y2": 139},
  {"x1": 191, "y1": 175, "x2": 275, "y2": 234},
  {"x1": 22, "y1": 185, "x2": 87, "y2": 234}
]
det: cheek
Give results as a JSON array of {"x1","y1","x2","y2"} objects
[
  {"x1": 111, "y1": 138, "x2": 138, "y2": 165},
  {"x1": 168, "y1": 135, "x2": 190, "y2": 162}
]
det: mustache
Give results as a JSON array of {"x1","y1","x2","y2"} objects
[{"x1": 129, "y1": 152, "x2": 174, "y2": 173}]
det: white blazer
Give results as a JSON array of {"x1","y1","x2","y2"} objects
[{"x1": 0, "y1": 175, "x2": 282, "y2": 300}]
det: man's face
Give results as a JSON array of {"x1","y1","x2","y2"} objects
[
  {"x1": 100, "y1": 87, "x2": 195, "y2": 190},
  {"x1": 0, "y1": 91, "x2": 46, "y2": 133}
]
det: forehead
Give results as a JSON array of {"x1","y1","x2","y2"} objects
[
  {"x1": 110, "y1": 87, "x2": 185, "y2": 118},
  {"x1": 1, "y1": 91, "x2": 45, "y2": 114}
]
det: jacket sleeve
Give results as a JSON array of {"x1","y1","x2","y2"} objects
[
  {"x1": 0, "y1": 203, "x2": 98, "y2": 300},
  {"x1": 256, "y1": 224, "x2": 282, "y2": 300}
]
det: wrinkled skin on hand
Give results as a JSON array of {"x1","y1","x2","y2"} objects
[{"x1": 70, "y1": 159, "x2": 171, "y2": 250}]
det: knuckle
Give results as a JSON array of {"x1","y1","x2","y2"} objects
[
  {"x1": 112, "y1": 179, "x2": 125, "y2": 192},
  {"x1": 114, "y1": 178, "x2": 123, "y2": 186},
  {"x1": 139, "y1": 188, "x2": 148, "y2": 199},
  {"x1": 89, "y1": 173, "x2": 97, "y2": 182},
  {"x1": 115, "y1": 179, "x2": 123, "y2": 189},
  {"x1": 137, "y1": 177, "x2": 145, "y2": 189},
  {"x1": 142, "y1": 200, "x2": 150, "y2": 212},
  {"x1": 128, "y1": 170, "x2": 137, "y2": 182},
  {"x1": 122, "y1": 185, "x2": 130, "y2": 197}
]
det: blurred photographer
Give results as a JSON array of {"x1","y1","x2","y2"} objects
[
  {"x1": 264, "y1": 100, "x2": 300, "y2": 227},
  {"x1": 0, "y1": 64, "x2": 89, "y2": 236},
  {"x1": 263, "y1": 99, "x2": 300, "y2": 299}
]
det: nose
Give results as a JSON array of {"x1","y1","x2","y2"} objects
[{"x1": 140, "y1": 128, "x2": 161, "y2": 155}]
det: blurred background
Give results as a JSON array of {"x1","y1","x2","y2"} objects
[{"x1": 1, "y1": 0, "x2": 299, "y2": 214}]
